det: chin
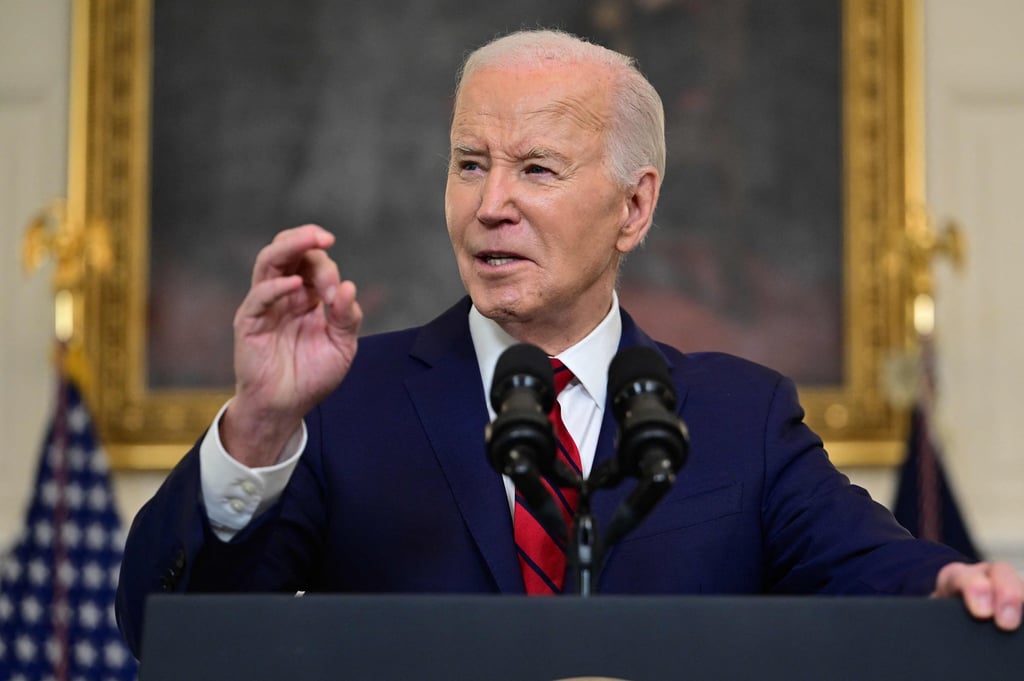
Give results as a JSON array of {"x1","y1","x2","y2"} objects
[
  {"x1": 474, "y1": 302, "x2": 518, "y2": 324},
  {"x1": 470, "y1": 293, "x2": 527, "y2": 324}
]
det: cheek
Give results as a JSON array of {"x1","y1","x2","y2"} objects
[{"x1": 444, "y1": 184, "x2": 474, "y2": 239}]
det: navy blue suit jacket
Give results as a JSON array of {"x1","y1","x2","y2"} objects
[{"x1": 116, "y1": 298, "x2": 962, "y2": 654}]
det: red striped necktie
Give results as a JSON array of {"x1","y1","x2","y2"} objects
[{"x1": 514, "y1": 358, "x2": 582, "y2": 595}]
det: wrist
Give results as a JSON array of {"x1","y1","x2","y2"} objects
[{"x1": 220, "y1": 397, "x2": 303, "y2": 467}]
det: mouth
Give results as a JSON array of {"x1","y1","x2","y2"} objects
[{"x1": 477, "y1": 252, "x2": 526, "y2": 267}]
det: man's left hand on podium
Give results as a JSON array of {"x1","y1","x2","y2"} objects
[{"x1": 933, "y1": 561, "x2": 1024, "y2": 631}]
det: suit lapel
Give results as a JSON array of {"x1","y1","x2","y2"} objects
[{"x1": 404, "y1": 299, "x2": 524, "y2": 593}]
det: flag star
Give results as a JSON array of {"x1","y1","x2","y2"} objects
[
  {"x1": 21, "y1": 596, "x2": 43, "y2": 623},
  {"x1": 16, "y1": 634, "x2": 37, "y2": 662},
  {"x1": 0, "y1": 594, "x2": 13, "y2": 619},
  {"x1": 79, "y1": 600, "x2": 102, "y2": 629},
  {"x1": 1, "y1": 557, "x2": 19, "y2": 582},
  {"x1": 69, "y1": 444, "x2": 87, "y2": 471},
  {"x1": 40, "y1": 479, "x2": 59, "y2": 507},
  {"x1": 83, "y1": 561, "x2": 105, "y2": 589},
  {"x1": 69, "y1": 403, "x2": 89, "y2": 432},
  {"x1": 88, "y1": 483, "x2": 110, "y2": 511},
  {"x1": 86, "y1": 523, "x2": 108, "y2": 551},
  {"x1": 57, "y1": 560, "x2": 78, "y2": 588},
  {"x1": 74, "y1": 639, "x2": 97, "y2": 666},
  {"x1": 28, "y1": 558, "x2": 50, "y2": 585},
  {"x1": 62, "y1": 521, "x2": 83, "y2": 548},
  {"x1": 89, "y1": 451, "x2": 110, "y2": 474},
  {"x1": 66, "y1": 482, "x2": 84, "y2": 509},
  {"x1": 111, "y1": 527, "x2": 126, "y2": 551},
  {"x1": 0, "y1": 634, "x2": 6, "y2": 659},
  {"x1": 33, "y1": 519, "x2": 54, "y2": 545},
  {"x1": 104, "y1": 640, "x2": 128, "y2": 667}
]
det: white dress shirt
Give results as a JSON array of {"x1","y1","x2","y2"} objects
[{"x1": 199, "y1": 294, "x2": 623, "y2": 540}]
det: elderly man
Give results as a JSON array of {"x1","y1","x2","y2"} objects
[{"x1": 116, "y1": 29, "x2": 1022, "y2": 655}]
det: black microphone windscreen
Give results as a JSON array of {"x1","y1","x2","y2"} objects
[
  {"x1": 490, "y1": 343, "x2": 555, "y2": 413},
  {"x1": 608, "y1": 346, "x2": 672, "y2": 398}
]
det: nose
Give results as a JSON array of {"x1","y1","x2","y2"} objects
[{"x1": 475, "y1": 168, "x2": 520, "y2": 227}]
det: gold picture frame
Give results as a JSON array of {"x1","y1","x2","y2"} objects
[{"x1": 70, "y1": 0, "x2": 921, "y2": 469}]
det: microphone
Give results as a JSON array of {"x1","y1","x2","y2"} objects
[
  {"x1": 603, "y1": 346, "x2": 689, "y2": 547},
  {"x1": 485, "y1": 343, "x2": 567, "y2": 543}
]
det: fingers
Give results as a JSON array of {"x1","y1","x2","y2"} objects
[
  {"x1": 991, "y1": 562, "x2": 1024, "y2": 630},
  {"x1": 252, "y1": 224, "x2": 337, "y2": 287},
  {"x1": 235, "y1": 274, "x2": 305, "y2": 325},
  {"x1": 249, "y1": 223, "x2": 346, "y2": 310},
  {"x1": 934, "y1": 561, "x2": 1024, "y2": 631}
]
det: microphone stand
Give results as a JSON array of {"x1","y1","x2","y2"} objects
[{"x1": 567, "y1": 479, "x2": 600, "y2": 597}]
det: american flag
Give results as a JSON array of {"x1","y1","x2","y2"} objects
[{"x1": 0, "y1": 374, "x2": 137, "y2": 680}]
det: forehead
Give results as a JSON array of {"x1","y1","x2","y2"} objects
[{"x1": 450, "y1": 63, "x2": 614, "y2": 146}]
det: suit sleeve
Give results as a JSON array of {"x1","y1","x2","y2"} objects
[
  {"x1": 115, "y1": 442, "x2": 208, "y2": 656},
  {"x1": 759, "y1": 375, "x2": 964, "y2": 594},
  {"x1": 115, "y1": 411, "x2": 330, "y2": 657}
]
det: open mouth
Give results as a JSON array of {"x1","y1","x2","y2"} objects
[{"x1": 479, "y1": 252, "x2": 524, "y2": 267}]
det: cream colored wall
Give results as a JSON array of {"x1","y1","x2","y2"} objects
[
  {"x1": 925, "y1": 0, "x2": 1024, "y2": 569},
  {"x1": 1, "y1": 0, "x2": 71, "y2": 547},
  {"x1": 0, "y1": 0, "x2": 166, "y2": 553},
  {"x1": 0, "y1": 1, "x2": 1020, "y2": 571}
]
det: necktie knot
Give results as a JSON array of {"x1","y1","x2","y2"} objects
[{"x1": 550, "y1": 358, "x2": 574, "y2": 396}]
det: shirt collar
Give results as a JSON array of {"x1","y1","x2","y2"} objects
[{"x1": 468, "y1": 292, "x2": 622, "y2": 417}]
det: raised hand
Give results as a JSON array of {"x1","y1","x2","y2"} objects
[{"x1": 221, "y1": 225, "x2": 363, "y2": 467}]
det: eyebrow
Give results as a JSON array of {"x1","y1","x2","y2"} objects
[
  {"x1": 450, "y1": 144, "x2": 571, "y2": 166},
  {"x1": 522, "y1": 147, "x2": 571, "y2": 166},
  {"x1": 451, "y1": 144, "x2": 482, "y2": 157}
]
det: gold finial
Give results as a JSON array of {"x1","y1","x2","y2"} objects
[
  {"x1": 22, "y1": 198, "x2": 112, "y2": 382},
  {"x1": 22, "y1": 198, "x2": 112, "y2": 292},
  {"x1": 903, "y1": 203, "x2": 966, "y2": 337},
  {"x1": 904, "y1": 204, "x2": 965, "y2": 290},
  {"x1": 882, "y1": 205, "x2": 967, "y2": 407}
]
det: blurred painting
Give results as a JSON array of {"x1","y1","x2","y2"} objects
[{"x1": 148, "y1": 0, "x2": 841, "y2": 389}]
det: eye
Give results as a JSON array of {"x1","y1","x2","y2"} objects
[
  {"x1": 459, "y1": 160, "x2": 480, "y2": 172},
  {"x1": 525, "y1": 164, "x2": 552, "y2": 175}
]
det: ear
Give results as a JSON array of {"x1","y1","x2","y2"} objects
[{"x1": 615, "y1": 167, "x2": 660, "y2": 254}]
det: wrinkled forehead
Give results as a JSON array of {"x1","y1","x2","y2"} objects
[{"x1": 451, "y1": 62, "x2": 615, "y2": 138}]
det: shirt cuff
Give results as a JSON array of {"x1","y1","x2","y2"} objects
[{"x1": 199, "y1": 400, "x2": 307, "y2": 541}]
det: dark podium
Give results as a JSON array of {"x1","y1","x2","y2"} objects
[{"x1": 139, "y1": 594, "x2": 1023, "y2": 681}]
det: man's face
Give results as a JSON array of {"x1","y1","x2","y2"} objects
[{"x1": 445, "y1": 62, "x2": 651, "y2": 349}]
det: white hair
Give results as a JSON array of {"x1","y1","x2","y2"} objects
[{"x1": 455, "y1": 29, "x2": 666, "y2": 188}]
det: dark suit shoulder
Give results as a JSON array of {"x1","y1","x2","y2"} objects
[{"x1": 658, "y1": 345, "x2": 787, "y2": 401}]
